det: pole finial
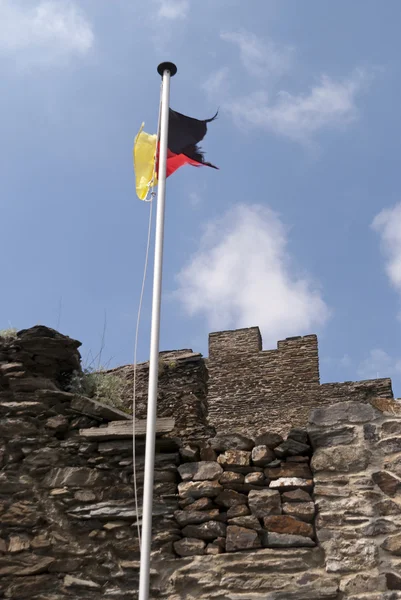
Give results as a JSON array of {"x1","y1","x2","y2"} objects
[{"x1": 157, "y1": 62, "x2": 177, "y2": 77}]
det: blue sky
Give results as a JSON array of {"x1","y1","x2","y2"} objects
[{"x1": 2, "y1": 0, "x2": 401, "y2": 394}]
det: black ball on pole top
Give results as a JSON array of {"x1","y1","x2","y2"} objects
[{"x1": 157, "y1": 62, "x2": 177, "y2": 77}]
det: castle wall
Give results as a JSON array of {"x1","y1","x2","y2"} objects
[{"x1": 207, "y1": 327, "x2": 393, "y2": 437}]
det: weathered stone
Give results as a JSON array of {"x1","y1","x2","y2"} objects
[
  {"x1": 183, "y1": 497, "x2": 214, "y2": 511},
  {"x1": 226, "y1": 504, "x2": 250, "y2": 518},
  {"x1": 266, "y1": 463, "x2": 312, "y2": 480},
  {"x1": 45, "y1": 415, "x2": 69, "y2": 432},
  {"x1": 372, "y1": 471, "x2": 401, "y2": 497},
  {"x1": 68, "y1": 499, "x2": 139, "y2": 520},
  {"x1": 178, "y1": 480, "x2": 222, "y2": 499},
  {"x1": 244, "y1": 472, "x2": 265, "y2": 485},
  {"x1": 381, "y1": 420, "x2": 401, "y2": 437},
  {"x1": 103, "y1": 521, "x2": 126, "y2": 530},
  {"x1": 217, "y1": 449, "x2": 251, "y2": 468},
  {"x1": 248, "y1": 489, "x2": 281, "y2": 518},
  {"x1": 64, "y1": 574, "x2": 100, "y2": 589},
  {"x1": 308, "y1": 425, "x2": 357, "y2": 449},
  {"x1": 340, "y1": 573, "x2": 387, "y2": 595},
  {"x1": 209, "y1": 433, "x2": 254, "y2": 452},
  {"x1": 274, "y1": 439, "x2": 310, "y2": 458},
  {"x1": 263, "y1": 532, "x2": 315, "y2": 548},
  {"x1": 0, "y1": 361, "x2": 23, "y2": 373},
  {"x1": 220, "y1": 471, "x2": 244, "y2": 484},
  {"x1": 264, "y1": 515, "x2": 313, "y2": 538},
  {"x1": 254, "y1": 431, "x2": 283, "y2": 449},
  {"x1": 182, "y1": 520, "x2": 227, "y2": 541},
  {"x1": 74, "y1": 490, "x2": 96, "y2": 502},
  {"x1": 1, "y1": 502, "x2": 40, "y2": 526},
  {"x1": 8, "y1": 535, "x2": 30, "y2": 553},
  {"x1": 323, "y1": 536, "x2": 378, "y2": 572},
  {"x1": 178, "y1": 461, "x2": 223, "y2": 482},
  {"x1": 0, "y1": 418, "x2": 38, "y2": 439},
  {"x1": 377, "y1": 436, "x2": 401, "y2": 454},
  {"x1": 199, "y1": 445, "x2": 217, "y2": 461},
  {"x1": 43, "y1": 467, "x2": 114, "y2": 488},
  {"x1": 205, "y1": 542, "x2": 223, "y2": 555},
  {"x1": 179, "y1": 445, "x2": 200, "y2": 462},
  {"x1": 215, "y1": 489, "x2": 248, "y2": 508},
  {"x1": 174, "y1": 509, "x2": 220, "y2": 526},
  {"x1": 251, "y1": 445, "x2": 275, "y2": 466},
  {"x1": 311, "y1": 446, "x2": 371, "y2": 472},
  {"x1": 375, "y1": 499, "x2": 401, "y2": 516},
  {"x1": 282, "y1": 502, "x2": 316, "y2": 523},
  {"x1": 0, "y1": 538, "x2": 6, "y2": 553},
  {"x1": 226, "y1": 525, "x2": 261, "y2": 551},
  {"x1": 361, "y1": 519, "x2": 398, "y2": 536},
  {"x1": 174, "y1": 537, "x2": 206, "y2": 556},
  {"x1": 0, "y1": 554, "x2": 55, "y2": 576},
  {"x1": 386, "y1": 573, "x2": 401, "y2": 590},
  {"x1": 281, "y1": 489, "x2": 312, "y2": 503},
  {"x1": 309, "y1": 401, "x2": 378, "y2": 426},
  {"x1": 363, "y1": 423, "x2": 378, "y2": 442},
  {"x1": 287, "y1": 428, "x2": 309, "y2": 444},
  {"x1": 382, "y1": 533, "x2": 401, "y2": 555},
  {"x1": 269, "y1": 478, "x2": 313, "y2": 492},
  {"x1": 384, "y1": 454, "x2": 401, "y2": 478},
  {"x1": 228, "y1": 515, "x2": 262, "y2": 531}
]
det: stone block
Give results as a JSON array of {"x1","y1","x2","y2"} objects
[
  {"x1": 217, "y1": 450, "x2": 251, "y2": 468},
  {"x1": 372, "y1": 471, "x2": 401, "y2": 497},
  {"x1": 265, "y1": 463, "x2": 312, "y2": 480},
  {"x1": 244, "y1": 472, "x2": 265, "y2": 485},
  {"x1": 309, "y1": 401, "x2": 378, "y2": 426},
  {"x1": 269, "y1": 477, "x2": 313, "y2": 492},
  {"x1": 43, "y1": 467, "x2": 114, "y2": 488},
  {"x1": 179, "y1": 445, "x2": 200, "y2": 462},
  {"x1": 311, "y1": 445, "x2": 371, "y2": 473},
  {"x1": 254, "y1": 431, "x2": 283, "y2": 449},
  {"x1": 226, "y1": 504, "x2": 250, "y2": 518},
  {"x1": 377, "y1": 437, "x2": 401, "y2": 455},
  {"x1": 178, "y1": 461, "x2": 223, "y2": 482},
  {"x1": 248, "y1": 489, "x2": 281, "y2": 518},
  {"x1": 228, "y1": 515, "x2": 262, "y2": 531},
  {"x1": 281, "y1": 489, "x2": 313, "y2": 503},
  {"x1": 205, "y1": 542, "x2": 223, "y2": 555},
  {"x1": 182, "y1": 497, "x2": 214, "y2": 511},
  {"x1": 219, "y1": 471, "x2": 244, "y2": 484},
  {"x1": 215, "y1": 489, "x2": 248, "y2": 508},
  {"x1": 274, "y1": 439, "x2": 311, "y2": 458},
  {"x1": 178, "y1": 480, "x2": 222, "y2": 499},
  {"x1": 282, "y1": 502, "x2": 316, "y2": 523},
  {"x1": 382, "y1": 533, "x2": 401, "y2": 556},
  {"x1": 322, "y1": 537, "x2": 379, "y2": 572},
  {"x1": 308, "y1": 425, "x2": 356, "y2": 449},
  {"x1": 251, "y1": 445, "x2": 275, "y2": 466},
  {"x1": 225, "y1": 525, "x2": 261, "y2": 552},
  {"x1": 263, "y1": 515, "x2": 314, "y2": 538},
  {"x1": 182, "y1": 520, "x2": 227, "y2": 541},
  {"x1": 287, "y1": 428, "x2": 309, "y2": 444},
  {"x1": 174, "y1": 509, "x2": 221, "y2": 527},
  {"x1": 209, "y1": 433, "x2": 254, "y2": 451}
]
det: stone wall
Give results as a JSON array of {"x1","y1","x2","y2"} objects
[
  {"x1": 173, "y1": 429, "x2": 316, "y2": 557},
  {"x1": 0, "y1": 327, "x2": 179, "y2": 599},
  {"x1": 207, "y1": 327, "x2": 393, "y2": 436},
  {"x1": 109, "y1": 350, "x2": 213, "y2": 443}
]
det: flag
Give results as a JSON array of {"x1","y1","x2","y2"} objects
[{"x1": 133, "y1": 109, "x2": 217, "y2": 200}]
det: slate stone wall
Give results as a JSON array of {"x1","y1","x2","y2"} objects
[{"x1": 207, "y1": 326, "x2": 393, "y2": 437}]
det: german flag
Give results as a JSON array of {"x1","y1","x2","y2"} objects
[{"x1": 134, "y1": 109, "x2": 217, "y2": 200}]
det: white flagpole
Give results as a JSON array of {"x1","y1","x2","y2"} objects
[{"x1": 138, "y1": 61, "x2": 177, "y2": 600}]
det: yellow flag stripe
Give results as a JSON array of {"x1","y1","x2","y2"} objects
[{"x1": 133, "y1": 124, "x2": 158, "y2": 200}]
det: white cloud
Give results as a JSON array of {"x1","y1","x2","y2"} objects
[
  {"x1": 202, "y1": 67, "x2": 230, "y2": 100},
  {"x1": 221, "y1": 30, "x2": 292, "y2": 79},
  {"x1": 372, "y1": 203, "x2": 401, "y2": 302},
  {"x1": 156, "y1": 0, "x2": 189, "y2": 20},
  {"x1": 175, "y1": 204, "x2": 329, "y2": 346},
  {"x1": 0, "y1": 0, "x2": 94, "y2": 66},
  {"x1": 224, "y1": 70, "x2": 368, "y2": 144},
  {"x1": 358, "y1": 349, "x2": 401, "y2": 380}
]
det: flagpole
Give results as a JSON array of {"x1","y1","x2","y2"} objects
[{"x1": 138, "y1": 61, "x2": 177, "y2": 600}]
